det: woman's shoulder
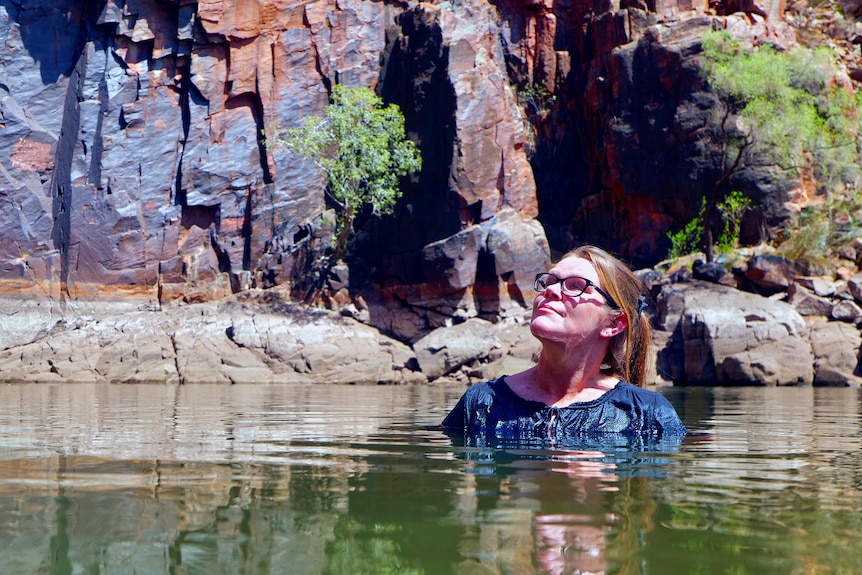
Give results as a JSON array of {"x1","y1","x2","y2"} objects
[
  {"x1": 609, "y1": 380, "x2": 675, "y2": 406},
  {"x1": 610, "y1": 381, "x2": 687, "y2": 433},
  {"x1": 460, "y1": 377, "x2": 512, "y2": 402}
]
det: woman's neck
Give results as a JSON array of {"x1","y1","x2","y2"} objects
[{"x1": 508, "y1": 354, "x2": 618, "y2": 408}]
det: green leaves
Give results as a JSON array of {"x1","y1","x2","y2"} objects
[
  {"x1": 700, "y1": 30, "x2": 860, "y2": 185},
  {"x1": 272, "y1": 85, "x2": 422, "y2": 255},
  {"x1": 667, "y1": 197, "x2": 706, "y2": 261},
  {"x1": 693, "y1": 30, "x2": 862, "y2": 266}
]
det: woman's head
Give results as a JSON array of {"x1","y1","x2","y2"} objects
[{"x1": 547, "y1": 245, "x2": 652, "y2": 387}]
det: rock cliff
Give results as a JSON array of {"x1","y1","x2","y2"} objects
[
  {"x1": 0, "y1": 0, "x2": 856, "y2": 346},
  {"x1": 1, "y1": 0, "x2": 553, "y2": 336}
]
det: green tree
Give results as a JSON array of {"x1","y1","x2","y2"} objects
[
  {"x1": 666, "y1": 191, "x2": 751, "y2": 261},
  {"x1": 696, "y1": 30, "x2": 860, "y2": 263},
  {"x1": 716, "y1": 190, "x2": 752, "y2": 254},
  {"x1": 272, "y1": 85, "x2": 421, "y2": 257},
  {"x1": 667, "y1": 198, "x2": 706, "y2": 261}
]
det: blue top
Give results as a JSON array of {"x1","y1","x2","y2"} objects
[{"x1": 441, "y1": 377, "x2": 687, "y2": 443}]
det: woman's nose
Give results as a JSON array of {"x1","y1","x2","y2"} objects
[{"x1": 543, "y1": 282, "x2": 563, "y2": 299}]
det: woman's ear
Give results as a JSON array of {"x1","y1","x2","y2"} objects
[{"x1": 600, "y1": 313, "x2": 628, "y2": 338}]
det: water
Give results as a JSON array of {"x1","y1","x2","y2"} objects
[{"x1": 0, "y1": 383, "x2": 860, "y2": 575}]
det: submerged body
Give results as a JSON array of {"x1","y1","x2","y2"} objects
[{"x1": 442, "y1": 377, "x2": 686, "y2": 442}]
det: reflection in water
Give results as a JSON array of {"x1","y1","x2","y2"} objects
[
  {"x1": 0, "y1": 385, "x2": 861, "y2": 574},
  {"x1": 439, "y1": 436, "x2": 680, "y2": 575}
]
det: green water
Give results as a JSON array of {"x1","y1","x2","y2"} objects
[{"x1": 0, "y1": 383, "x2": 860, "y2": 574}]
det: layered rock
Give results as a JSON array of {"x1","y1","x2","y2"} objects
[
  {"x1": 3, "y1": 272, "x2": 860, "y2": 386},
  {"x1": 0, "y1": 288, "x2": 423, "y2": 385},
  {"x1": 0, "y1": 0, "x2": 555, "y2": 338},
  {"x1": 2, "y1": 0, "x2": 817, "y2": 317}
]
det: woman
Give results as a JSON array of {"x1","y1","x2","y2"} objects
[{"x1": 442, "y1": 245, "x2": 686, "y2": 442}]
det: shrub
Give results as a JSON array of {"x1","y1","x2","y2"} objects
[
  {"x1": 270, "y1": 85, "x2": 422, "y2": 256},
  {"x1": 697, "y1": 30, "x2": 861, "y2": 264},
  {"x1": 666, "y1": 192, "x2": 752, "y2": 261}
]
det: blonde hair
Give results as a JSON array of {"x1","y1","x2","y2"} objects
[{"x1": 562, "y1": 245, "x2": 652, "y2": 387}]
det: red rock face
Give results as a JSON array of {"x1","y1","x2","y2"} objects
[{"x1": 0, "y1": 0, "x2": 801, "y2": 328}]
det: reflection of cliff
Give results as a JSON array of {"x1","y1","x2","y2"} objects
[
  {"x1": 0, "y1": 382, "x2": 679, "y2": 575},
  {"x1": 0, "y1": 383, "x2": 451, "y2": 462},
  {"x1": 652, "y1": 387, "x2": 862, "y2": 574},
  {"x1": 0, "y1": 383, "x2": 448, "y2": 573},
  {"x1": 0, "y1": 455, "x2": 338, "y2": 574}
]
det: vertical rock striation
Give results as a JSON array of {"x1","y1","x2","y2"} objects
[
  {"x1": 0, "y1": 0, "x2": 550, "y2": 339},
  {"x1": 0, "y1": 0, "x2": 805, "y2": 343}
]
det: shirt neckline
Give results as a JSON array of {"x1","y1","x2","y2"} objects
[{"x1": 497, "y1": 376, "x2": 623, "y2": 409}]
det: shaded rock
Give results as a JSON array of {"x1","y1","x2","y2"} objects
[
  {"x1": 807, "y1": 318, "x2": 862, "y2": 386},
  {"x1": 482, "y1": 209, "x2": 552, "y2": 311},
  {"x1": 636, "y1": 268, "x2": 670, "y2": 292},
  {"x1": 788, "y1": 283, "x2": 835, "y2": 317},
  {"x1": 368, "y1": 208, "x2": 551, "y2": 343},
  {"x1": 421, "y1": 226, "x2": 482, "y2": 291},
  {"x1": 745, "y1": 255, "x2": 800, "y2": 294},
  {"x1": 656, "y1": 282, "x2": 813, "y2": 385},
  {"x1": 692, "y1": 260, "x2": 730, "y2": 284},
  {"x1": 651, "y1": 329, "x2": 678, "y2": 385},
  {"x1": 414, "y1": 318, "x2": 500, "y2": 380},
  {"x1": 848, "y1": 272, "x2": 862, "y2": 303},
  {"x1": 831, "y1": 299, "x2": 862, "y2": 324}
]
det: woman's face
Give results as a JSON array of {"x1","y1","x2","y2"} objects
[{"x1": 530, "y1": 256, "x2": 619, "y2": 347}]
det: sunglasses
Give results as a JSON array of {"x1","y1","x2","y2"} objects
[{"x1": 534, "y1": 273, "x2": 620, "y2": 310}]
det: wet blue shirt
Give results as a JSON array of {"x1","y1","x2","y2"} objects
[{"x1": 442, "y1": 377, "x2": 687, "y2": 443}]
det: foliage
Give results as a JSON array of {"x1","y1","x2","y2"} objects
[
  {"x1": 697, "y1": 30, "x2": 861, "y2": 264},
  {"x1": 716, "y1": 190, "x2": 752, "y2": 254},
  {"x1": 518, "y1": 82, "x2": 556, "y2": 117},
  {"x1": 777, "y1": 186, "x2": 862, "y2": 271},
  {"x1": 272, "y1": 85, "x2": 422, "y2": 256},
  {"x1": 667, "y1": 198, "x2": 706, "y2": 261},
  {"x1": 666, "y1": 192, "x2": 752, "y2": 260},
  {"x1": 776, "y1": 206, "x2": 832, "y2": 271}
]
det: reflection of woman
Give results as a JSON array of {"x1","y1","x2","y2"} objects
[{"x1": 442, "y1": 246, "x2": 686, "y2": 442}]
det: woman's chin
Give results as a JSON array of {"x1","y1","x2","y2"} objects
[{"x1": 530, "y1": 319, "x2": 563, "y2": 341}]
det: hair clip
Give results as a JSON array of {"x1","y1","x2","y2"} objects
[{"x1": 636, "y1": 294, "x2": 649, "y2": 315}]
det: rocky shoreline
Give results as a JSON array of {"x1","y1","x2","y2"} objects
[{"x1": 2, "y1": 250, "x2": 861, "y2": 387}]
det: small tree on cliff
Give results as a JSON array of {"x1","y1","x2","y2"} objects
[
  {"x1": 272, "y1": 85, "x2": 421, "y2": 258},
  {"x1": 694, "y1": 30, "x2": 861, "y2": 263}
]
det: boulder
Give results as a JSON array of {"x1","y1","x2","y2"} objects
[
  {"x1": 745, "y1": 255, "x2": 800, "y2": 295},
  {"x1": 831, "y1": 299, "x2": 862, "y2": 324},
  {"x1": 806, "y1": 318, "x2": 862, "y2": 386},
  {"x1": 656, "y1": 282, "x2": 814, "y2": 385},
  {"x1": 795, "y1": 276, "x2": 840, "y2": 297},
  {"x1": 692, "y1": 260, "x2": 730, "y2": 284},
  {"x1": 482, "y1": 209, "x2": 552, "y2": 310},
  {"x1": 421, "y1": 226, "x2": 483, "y2": 292},
  {"x1": 848, "y1": 272, "x2": 862, "y2": 303},
  {"x1": 788, "y1": 283, "x2": 835, "y2": 317},
  {"x1": 414, "y1": 318, "x2": 500, "y2": 380}
]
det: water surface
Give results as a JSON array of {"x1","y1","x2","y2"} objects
[{"x1": 0, "y1": 383, "x2": 860, "y2": 574}]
